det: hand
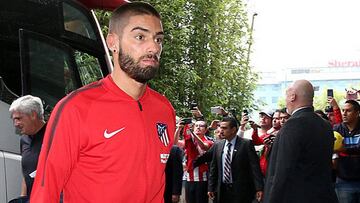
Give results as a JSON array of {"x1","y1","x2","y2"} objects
[
  {"x1": 171, "y1": 195, "x2": 180, "y2": 202},
  {"x1": 263, "y1": 134, "x2": 276, "y2": 145},
  {"x1": 208, "y1": 192, "x2": 215, "y2": 200},
  {"x1": 176, "y1": 122, "x2": 185, "y2": 129},
  {"x1": 240, "y1": 115, "x2": 249, "y2": 126},
  {"x1": 209, "y1": 120, "x2": 220, "y2": 129},
  {"x1": 346, "y1": 88, "x2": 359, "y2": 100},
  {"x1": 218, "y1": 106, "x2": 228, "y2": 116},
  {"x1": 191, "y1": 107, "x2": 203, "y2": 118},
  {"x1": 249, "y1": 120, "x2": 259, "y2": 129},
  {"x1": 328, "y1": 97, "x2": 339, "y2": 109},
  {"x1": 256, "y1": 191, "x2": 263, "y2": 202}
]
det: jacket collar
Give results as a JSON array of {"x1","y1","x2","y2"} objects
[{"x1": 291, "y1": 106, "x2": 314, "y2": 116}]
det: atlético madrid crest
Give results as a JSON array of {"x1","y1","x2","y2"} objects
[{"x1": 156, "y1": 123, "x2": 169, "y2": 146}]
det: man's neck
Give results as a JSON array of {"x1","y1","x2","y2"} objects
[
  {"x1": 111, "y1": 67, "x2": 147, "y2": 100},
  {"x1": 291, "y1": 105, "x2": 311, "y2": 115},
  {"x1": 30, "y1": 120, "x2": 45, "y2": 137},
  {"x1": 259, "y1": 127, "x2": 270, "y2": 135},
  {"x1": 346, "y1": 120, "x2": 359, "y2": 132},
  {"x1": 226, "y1": 134, "x2": 237, "y2": 142}
]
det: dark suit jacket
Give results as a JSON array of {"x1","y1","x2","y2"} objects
[
  {"x1": 208, "y1": 136, "x2": 263, "y2": 203},
  {"x1": 264, "y1": 107, "x2": 338, "y2": 203},
  {"x1": 164, "y1": 145, "x2": 184, "y2": 203}
]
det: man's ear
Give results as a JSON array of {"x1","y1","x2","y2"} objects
[
  {"x1": 31, "y1": 111, "x2": 37, "y2": 120},
  {"x1": 106, "y1": 33, "x2": 119, "y2": 53},
  {"x1": 231, "y1": 127, "x2": 237, "y2": 135},
  {"x1": 291, "y1": 92, "x2": 297, "y2": 102}
]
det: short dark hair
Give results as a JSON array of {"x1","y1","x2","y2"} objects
[
  {"x1": 315, "y1": 109, "x2": 329, "y2": 120},
  {"x1": 280, "y1": 108, "x2": 287, "y2": 114},
  {"x1": 109, "y1": 2, "x2": 161, "y2": 34},
  {"x1": 222, "y1": 117, "x2": 238, "y2": 130},
  {"x1": 345, "y1": 100, "x2": 360, "y2": 112}
]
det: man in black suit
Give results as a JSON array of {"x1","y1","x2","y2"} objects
[
  {"x1": 208, "y1": 117, "x2": 263, "y2": 203},
  {"x1": 263, "y1": 80, "x2": 338, "y2": 203},
  {"x1": 164, "y1": 145, "x2": 184, "y2": 203}
]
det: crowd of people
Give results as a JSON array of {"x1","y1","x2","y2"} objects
[{"x1": 5, "y1": 2, "x2": 360, "y2": 203}]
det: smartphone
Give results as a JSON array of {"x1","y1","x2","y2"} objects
[
  {"x1": 243, "y1": 109, "x2": 249, "y2": 115},
  {"x1": 180, "y1": 118, "x2": 192, "y2": 125},
  {"x1": 210, "y1": 106, "x2": 222, "y2": 114},
  {"x1": 190, "y1": 102, "x2": 198, "y2": 110},
  {"x1": 327, "y1": 89, "x2": 334, "y2": 97}
]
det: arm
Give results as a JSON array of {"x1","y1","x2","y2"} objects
[
  {"x1": 251, "y1": 128, "x2": 264, "y2": 145},
  {"x1": 191, "y1": 131, "x2": 211, "y2": 151},
  {"x1": 208, "y1": 144, "x2": 218, "y2": 199},
  {"x1": 19, "y1": 139, "x2": 27, "y2": 197},
  {"x1": 329, "y1": 97, "x2": 342, "y2": 124},
  {"x1": 171, "y1": 147, "x2": 184, "y2": 198},
  {"x1": 193, "y1": 145, "x2": 214, "y2": 167},
  {"x1": 20, "y1": 177, "x2": 27, "y2": 196},
  {"x1": 30, "y1": 102, "x2": 81, "y2": 202},
  {"x1": 268, "y1": 119, "x2": 302, "y2": 203},
  {"x1": 333, "y1": 108, "x2": 342, "y2": 124},
  {"x1": 247, "y1": 140, "x2": 264, "y2": 192},
  {"x1": 174, "y1": 123, "x2": 185, "y2": 147}
]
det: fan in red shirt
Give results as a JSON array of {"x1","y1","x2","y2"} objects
[{"x1": 175, "y1": 119, "x2": 213, "y2": 203}]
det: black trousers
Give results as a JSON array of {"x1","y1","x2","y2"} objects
[
  {"x1": 219, "y1": 183, "x2": 254, "y2": 203},
  {"x1": 185, "y1": 181, "x2": 208, "y2": 203}
]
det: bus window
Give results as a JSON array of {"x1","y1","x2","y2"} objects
[
  {"x1": 20, "y1": 29, "x2": 81, "y2": 110},
  {"x1": 0, "y1": 77, "x2": 18, "y2": 105},
  {"x1": 74, "y1": 51, "x2": 104, "y2": 85},
  {"x1": 63, "y1": 2, "x2": 97, "y2": 40}
]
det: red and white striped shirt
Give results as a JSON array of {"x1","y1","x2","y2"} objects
[{"x1": 182, "y1": 125, "x2": 213, "y2": 181}]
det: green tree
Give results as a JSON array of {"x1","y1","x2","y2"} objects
[{"x1": 95, "y1": 0, "x2": 258, "y2": 119}]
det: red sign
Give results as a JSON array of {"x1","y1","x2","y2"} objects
[{"x1": 328, "y1": 60, "x2": 360, "y2": 67}]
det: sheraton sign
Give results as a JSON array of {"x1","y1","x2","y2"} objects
[{"x1": 328, "y1": 60, "x2": 360, "y2": 67}]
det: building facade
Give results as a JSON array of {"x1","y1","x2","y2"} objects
[{"x1": 254, "y1": 62, "x2": 360, "y2": 110}]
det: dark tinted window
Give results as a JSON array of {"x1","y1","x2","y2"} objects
[
  {"x1": 63, "y1": 2, "x2": 97, "y2": 40},
  {"x1": 20, "y1": 30, "x2": 81, "y2": 111}
]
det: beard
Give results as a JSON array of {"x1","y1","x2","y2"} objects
[{"x1": 118, "y1": 48, "x2": 160, "y2": 84}]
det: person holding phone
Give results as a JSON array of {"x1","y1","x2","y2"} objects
[
  {"x1": 237, "y1": 109, "x2": 273, "y2": 140},
  {"x1": 333, "y1": 100, "x2": 360, "y2": 203},
  {"x1": 174, "y1": 119, "x2": 214, "y2": 203},
  {"x1": 326, "y1": 90, "x2": 342, "y2": 127}
]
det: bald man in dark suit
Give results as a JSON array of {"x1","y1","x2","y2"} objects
[{"x1": 264, "y1": 80, "x2": 338, "y2": 203}]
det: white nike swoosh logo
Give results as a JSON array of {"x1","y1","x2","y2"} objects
[{"x1": 104, "y1": 127, "x2": 125, "y2": 139}]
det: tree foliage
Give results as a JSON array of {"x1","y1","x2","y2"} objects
[{"x1": 95, "y1": 0, "x2": 258, "y2": 119}]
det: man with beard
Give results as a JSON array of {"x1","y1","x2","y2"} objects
[
  {"x1": 333, "y1": 100, "x2": 360, "y2": 203},
  {"x1": 31, "y1": 2, "x2": 176, "y2": 203}
]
